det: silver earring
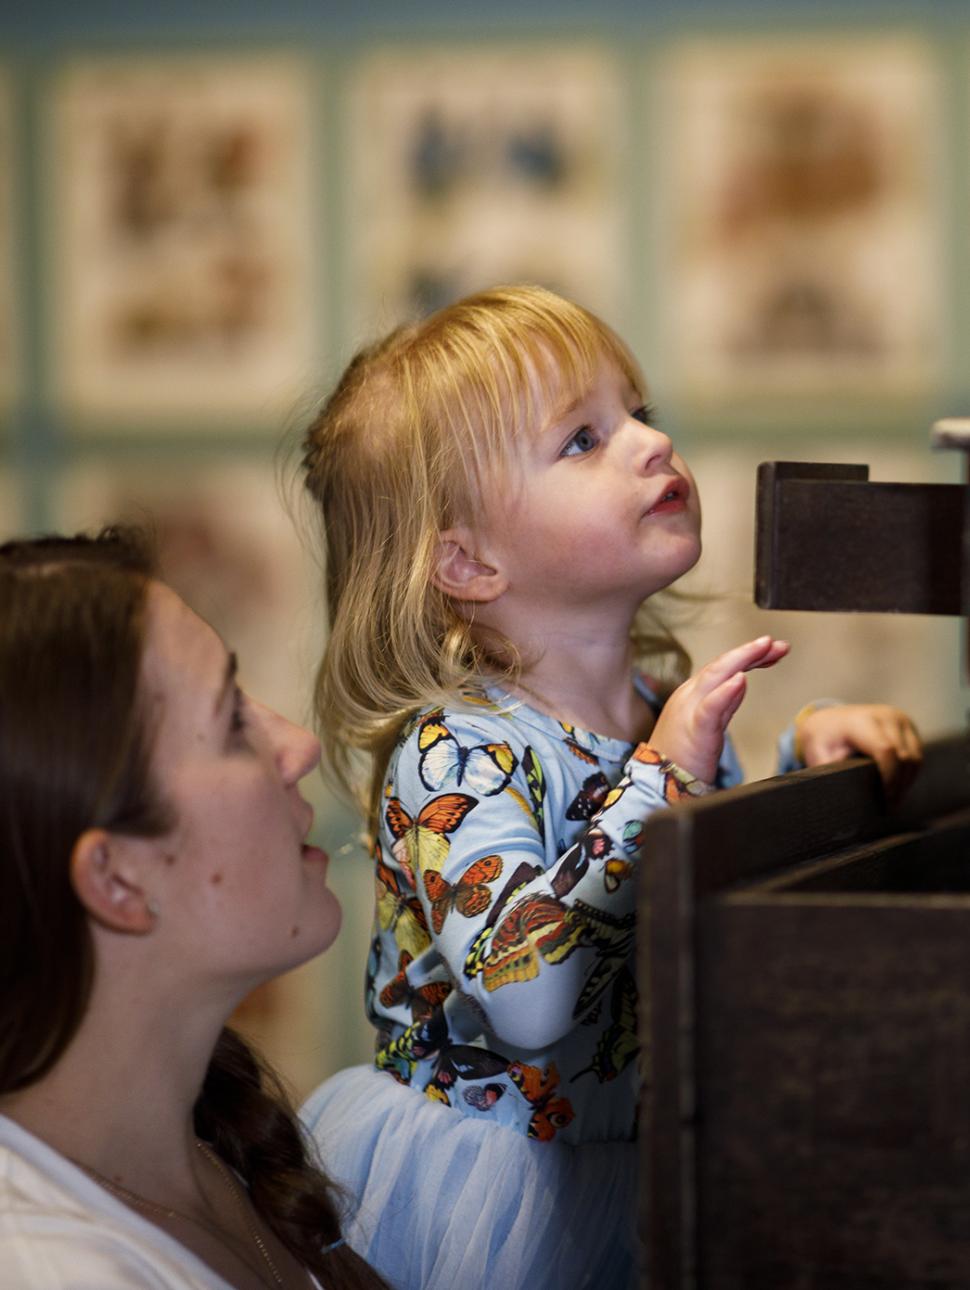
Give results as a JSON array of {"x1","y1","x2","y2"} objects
[{"x1": 146, "y1": 898, "x2": 160, "y2": 918}]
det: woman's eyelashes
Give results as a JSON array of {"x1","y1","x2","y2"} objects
[{"x1": 229, "y1": 687, "x2": 249, "y2": 740}]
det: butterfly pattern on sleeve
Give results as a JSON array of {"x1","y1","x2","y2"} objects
[
  {"x1": 418, "y1": 715, "x2": 518, "y2": 797},
  {"x1": 423, "y1": 853, "x2": 503, "y2": 933},
  {"x1": 365, "y1": 688, "x2": 740, "y2": 1145},
  {"x1": 571, "y1": 965, "x2": 638, "y2": 1083},
  {"x1": 385, "y1": 790, "x2": 477, "y2": 877},
  {"x1": 375, "y1": 843, "x2": 432, "y2": 960},
  {"x1": 379, "y1": 949, "x2": 452, "y2": 1023}
]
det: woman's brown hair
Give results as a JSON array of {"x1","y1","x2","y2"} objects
[{"x1": 0, "y1": 527, "x2": 385, "y2": 1289}]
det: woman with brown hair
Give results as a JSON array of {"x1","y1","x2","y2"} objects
[{"x1": 0, "y1": 528, "x2": 387, "y2": 1290}]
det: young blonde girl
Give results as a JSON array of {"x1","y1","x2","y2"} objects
[{"x1": 299, "y1": 285, "x2": 921, "y2": 1290}]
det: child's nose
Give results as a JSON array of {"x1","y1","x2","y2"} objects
[{"x1": 627, "y1": 415, "x2": 674, "y2": 474}]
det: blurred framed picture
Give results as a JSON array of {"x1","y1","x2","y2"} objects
[
  {"x1": 657, "y1": 36, "x2": 943, "y2": 402},
  {"x1": 0, "y1": 470, "x2": 23, "y2": 541},
  {"x1": 56, "y1": 456, "x2": 321, "y2": 718},
  {"x1": 347, "y1": 43, "x2": 627, "y2": 338},
  {"x1": 48, "y1": 56, "x2": 318, "y2": 429}
]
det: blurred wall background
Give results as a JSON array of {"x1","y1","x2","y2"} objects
[{"x1": 1, "y1": 0, "x2": 967, "y2": 1099}]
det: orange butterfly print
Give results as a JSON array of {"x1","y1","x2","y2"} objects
[
  {"x1": 385, "y1": 792, "x2": 477, "y2": 876},
  {"x1": 558, "y1": 723, "x2": 599, "y2": 767},
  {"x1": 464, "y1": 894, "x2": 586, "y2": 992},
  {"x1": 378, "y1": 949, "x2": 451, "y2": 1022},
  {"x1": 507, "y1": 1061, "x2": 575, "y2": 1141},
  {"x1": 631, "y1": 745, "x2": 703, "y2": 803},
  {"x1": 422, "y1": 853, "x2": 503, "y2": 934}
]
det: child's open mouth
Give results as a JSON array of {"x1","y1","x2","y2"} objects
[{"x1": 645, "y1": 477, "x2": 689, "y2": 516}]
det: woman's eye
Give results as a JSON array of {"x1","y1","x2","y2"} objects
[
  {"x1": 229, "y1": 689, "x2": 248, "y2": 738},
  {"x1": 632, "y1": 403, "x2": 658, "y2": 427},
  {"x1": 561, "y1": 426, "x2": 598, "y2": 457}
]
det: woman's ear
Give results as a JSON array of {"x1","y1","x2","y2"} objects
[
  {"x1": 70, "y1": 829, "x2": 158, "y2": 935},
  {"x1": 432, "y1": 527, "x2": 509, "y2": 604}
]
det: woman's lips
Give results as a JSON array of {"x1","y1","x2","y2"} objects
[{"x1": 301, "y1": 843, "x2": 329, "y2": 866}]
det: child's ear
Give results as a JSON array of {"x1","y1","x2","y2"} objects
[
  {"x1": 70, "y1": 829, "x2": 158, "y2": 935},
  {"x1": 432, "y1": 527, "x2": 509, "y2": 604}
]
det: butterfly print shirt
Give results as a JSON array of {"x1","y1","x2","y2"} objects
[{"x1": 367, "y1": 678, "x2": 745, "y2": 1145}]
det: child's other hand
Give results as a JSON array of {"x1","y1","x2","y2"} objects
[
  {"x1": 649, "y1": 636, "x2": 789, "y2": 784},
  {"x1": 796, "y1": 704, "x2": 922, "y2": 800}
]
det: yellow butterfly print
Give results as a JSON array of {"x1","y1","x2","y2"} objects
[
  {"x1": 385, "y1": 792, "x2": 477, "y2": 876},
  {"x1": 572, "y1": 966, "x2": 639, "y2": 1083},
  {"x1": 418, "y1": 719, "x2": 518, "y2": 797},
  {"x1": 376, "y1": 853, "x2": 432, "y2": 959}
]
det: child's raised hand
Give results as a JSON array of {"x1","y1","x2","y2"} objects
[
  {"x1": 647, "y1": 636, "x2": 790, "y2": 784},
  {"x1": 795, "y1": 703, "x2": 923, "y2": 799}
]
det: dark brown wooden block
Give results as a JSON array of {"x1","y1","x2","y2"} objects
[
  {"x1": 755, "y1": 462, "x2": 967, "y2": 615},
  {"x1": 639, "y1": 735, "x2": 970, "y2": 1290}
]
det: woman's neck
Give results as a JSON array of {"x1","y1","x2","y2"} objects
[{"x1": 0, "y1": 956, "x2": 227, "y2": 1199}]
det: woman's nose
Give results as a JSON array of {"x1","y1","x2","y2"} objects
[{"x1": 252, "y1": 699, "x2": 322, "y2": 784}]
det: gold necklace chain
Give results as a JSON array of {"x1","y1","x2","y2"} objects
[{"x1": 73, "y1": 1139, "x2": 287, "y2": 1289}]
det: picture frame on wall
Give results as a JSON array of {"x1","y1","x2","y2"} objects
[
  {"x1": 657, "y1": 35, "x2": 944, "y2": 404},
  {"x1": 48, "y1": 56, "x2": 319, "y2": 429},
  {"x1": 0, "y1": 470, "x2": 23, "y2": 541},
  {"x1": 347, "y1": 43, "x2": 628, "y2": 339}
]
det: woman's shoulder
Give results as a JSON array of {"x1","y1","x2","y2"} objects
[{"x1": 0, "y1": 1118, "x2": 220, "y2": 1289}]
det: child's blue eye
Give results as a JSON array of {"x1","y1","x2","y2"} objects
[
  {"x1": 632, "y1": 403, "x2": 658, "y2": 427},
  {"x1": 561, "y1": 426, "x2": 598, "y2": 457}
]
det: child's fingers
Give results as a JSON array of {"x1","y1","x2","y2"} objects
[
  {"x1": 895, "y1": 715, "x2": 923, "y2": 763},
  {"x1": 746, "y1": 639, "x2": 790, "y2": 670},
  {"x1": 696, "y1": 671, "x2": 748, "y2": 733},
  {"x1": 695, "y1": 637, "x2": 787, "y2": 693}
]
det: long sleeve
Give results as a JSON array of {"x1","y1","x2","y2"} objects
[{"x1": 378, "y1": 705, "x2": 715, "y2": 1051}]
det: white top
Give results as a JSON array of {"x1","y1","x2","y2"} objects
[{"x1": 0, "y1": 1115, "x2": 324, "y2": 1289}]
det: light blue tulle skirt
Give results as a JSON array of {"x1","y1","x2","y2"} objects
[{"x1": 301, "y1": 1065, "x2": 638, "y2": 1290}]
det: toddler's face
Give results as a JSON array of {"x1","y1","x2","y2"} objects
[{"x1": 476, "y1": 354, "x2": 701, "y2": 615}]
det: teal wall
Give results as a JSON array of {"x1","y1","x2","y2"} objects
[{"x1": 2, "y1": 1, "x2": 967, "y2": 1085}]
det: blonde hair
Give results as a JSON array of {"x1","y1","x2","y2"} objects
[{"x1": 302, "y1": 285, "x2": 690, "y2": 816}]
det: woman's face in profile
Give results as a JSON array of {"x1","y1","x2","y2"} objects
[{"x1": 139, "y1": 580, "x2": 341, "y2": 987}]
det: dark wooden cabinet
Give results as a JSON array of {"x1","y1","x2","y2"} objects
[{"x1": 640, "y1": 735, "x2": 970, "y2": 1289}]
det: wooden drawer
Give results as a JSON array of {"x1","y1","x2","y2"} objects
[{"x1": 640, "y1": 736, "x2": 970, "y2": 1289}]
